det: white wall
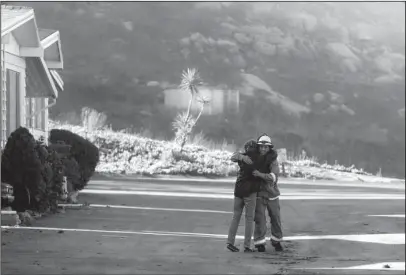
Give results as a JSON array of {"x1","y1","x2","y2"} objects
[
  {"x1": 163, "y1": 87, "x2": 238, "y2": 116},
  {"x1": 1, "y1": 33, "x2": 26, "y2": 142},
  {"x1": 164, "y1": 88, "x2": 191, "y2": 110},
  {"x1": 1, "y1": 44, "x2": 6, "y2": 147},
  {"x1": 1, "y1": 32, "x2": 50, "y2": 146}
]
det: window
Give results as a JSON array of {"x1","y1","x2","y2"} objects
[
  {"x1": 35, "y1": 98, "x2": 43, "y2": 129},
  {"x1": 6, "y1": 69, "x2": 20, "y2": 136},
  {"x1": 26, "y1": 98, "x2": 45, "y2": 130},
  {"x1": 25, "y1": 98, "x2": 34, "y2": 128}
]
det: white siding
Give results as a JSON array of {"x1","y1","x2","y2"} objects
[
  {"x1": 4, "y1": 33, "x2": 20, "y2": 56},
  {"x1": 1, "y1": 12, "x2": 62, "y2": 147},
  {"x1": 1, "y1": 44, "x2": 6, "y2": 148},
  {"x1": 1, "y1": 33, "x2": 26, "y2": 147},
  {"x1": 1, "y1": 32, "x2": 51, "y2": 146}
]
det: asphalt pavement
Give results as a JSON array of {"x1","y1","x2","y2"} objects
[{"x1": 1, "y1": 176, "x2": 405, "y2": 274}]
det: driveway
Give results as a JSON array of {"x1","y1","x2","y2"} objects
[{"x1": 2, "y1": 177, "x2": 405, "y2": 274}]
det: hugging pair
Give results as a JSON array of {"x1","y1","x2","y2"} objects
[{"x1": 226, "y1": 134, "x2": 283, "y2": 253}]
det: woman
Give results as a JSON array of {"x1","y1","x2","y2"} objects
[{"x1": 226, "y1": 140, "x2": 261, "y2": 252}]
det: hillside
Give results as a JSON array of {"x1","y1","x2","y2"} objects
[{"x1": 10, "y1": 2, "x2": 405, "y2": 177}]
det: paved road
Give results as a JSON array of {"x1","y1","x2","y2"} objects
[{"x1": 2, "y1": 176, "x2": 405, "y2": 274}]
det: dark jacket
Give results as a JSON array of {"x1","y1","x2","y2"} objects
[
  {"x1": 233, "y1": 152, "x2": 261, "y2": 198},
  {"x1": 231, "y1": 140, "x2": 262, "y2": 198},
  {"x1": 256, "y1": 149, "x2": 281, "y2": 199}
]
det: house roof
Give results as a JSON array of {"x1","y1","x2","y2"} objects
[
  {"x1": 1, "y1": 5, "x2": 34, "y2": 37},
  {"x1": 50, "y1": 70, "x2": 64, "y2": 91},
  {"x1": 40, "y1": 28, "x2": 63, "y2": 69},
  {"x1": 2, "y1": 5, "x2": 64, "y2": 98},
  {"x1": 26, "y1": 57, "x2": 59, "y2": 99},
  {"x1": 39, "y1": 28, "x2": 60, "y2": 50},
  {"x1": 38, "y1": 28, "x2": 56, "y2": 41}
]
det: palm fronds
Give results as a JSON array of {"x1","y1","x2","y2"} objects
[{"x1": 179, "y1": 68, "x2": 203, "y2": 96}]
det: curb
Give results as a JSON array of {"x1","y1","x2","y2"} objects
[
  {"x1": 1, "y1": 210, "x2": 17, "y2": 214},
  {"x1": 1, "y1": 210, "x2": 20, "y2": 226},
  {"x1": 58, "y1": 204, "x2": 87, "y2": 209},
  {"x1": 91, "y1": 174, "x2": 236, "y2": 184},
  {"x1": 91, "y1": 173, "x2": 405, "y2": 188}
]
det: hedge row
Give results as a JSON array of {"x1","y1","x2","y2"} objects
[
  {"x1": 1, "y1": 127, "x2": 99, "y2": 213},
  {"x1": 50, "y1": 129, "x2": 100, "y2": 190}
]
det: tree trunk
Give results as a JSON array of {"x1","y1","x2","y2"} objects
[
  {"x1": 180, "y1": 138, "x2": 187, "y2": 152},
  {"x1": 195, "y1": 104, "x2": 204, "y2": 123},
  {"x1": 185, "y1": 94, "x2": 194, "y2": 123}
]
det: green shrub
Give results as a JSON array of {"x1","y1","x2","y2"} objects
[
  {"x1": 50, "y1": 129, "x2": 100, "y2": 191},
  {"x1": 46, "y1": 148, "x2": 64, "y2": 211},
  {"x1": 0, "y1": 128, "x2": 67, "y2": 213},
  {"x1": 35, "y1": 141, "x2": 51, "y2": 212},
  {"x1": 1, "y1": 127, "x2": 43, "y2": 212},
  {"x1": 33, "y1": 140, "x2": 68, "y2": 213},
  {"x1": 30, "y1": 142, "x2": 50, "y2": 212},
  {"x1": 171, "y1": 150, "x2": 196, "y2": 163}
]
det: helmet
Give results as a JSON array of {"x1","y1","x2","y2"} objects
[{"x1": 257, "y1": 134, "x2": 274, "y2": 148}]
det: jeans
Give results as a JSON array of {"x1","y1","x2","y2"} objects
[
  {"x1": 227, "y1": 192, "x2": 257, "y2": 249},
  {"x1": 254, "y1": 197, "x2": 283, "y2": 246}
]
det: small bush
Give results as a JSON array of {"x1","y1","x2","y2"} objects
[
  {"x1": 1, "y1": 128, "x2": 67, "y2": 213},
  {"x1": 172, "y1": 150, "x2": 197, "y2": 163},
  {"x1": 50, "y1": 129, "x2": 100, "y2": 191},
  {"x1": 1, "y1": 127, "x2": 43, "y2": 212}
]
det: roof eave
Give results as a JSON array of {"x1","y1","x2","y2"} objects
[
  {"x1": 50, "y1": 70, "x2": 64, "y2": 91},
  {"x1": 41, "y1": 30, "x2": 63, "y2": 68},
  {"x1": 40, "y1": 30, "x2": 59, "y2": 49},
  {"x1": 39, "y1": 57, "x2": 59, "y2": 98},
  {"x1": 1, "y1": 9, "x2": 35, "y2": 37}
]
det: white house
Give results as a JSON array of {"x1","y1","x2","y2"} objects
[
  {"x1": 163, "y1": 87, "x2": 239, "y2": 115},
  {"x1": 1, "y1": 5, "x2": 63, "y2": 147}
]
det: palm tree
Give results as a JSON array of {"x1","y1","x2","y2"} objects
[
  {"x1": 173, "y1": 68, "x2": 209, "y2": 151},
  {"x1": 179, "y1": 68, "x2": 203, "y2": 124}
]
